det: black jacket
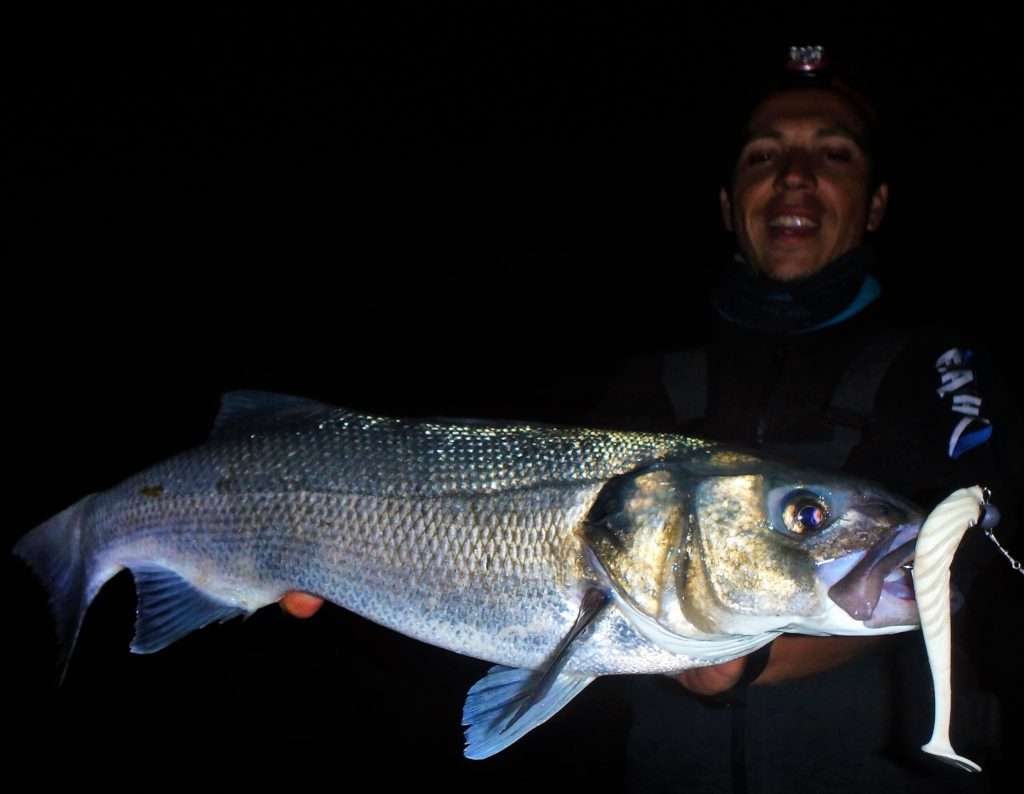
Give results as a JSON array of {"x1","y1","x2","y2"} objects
[{"x1": 590, "y1": 298, "x2": 1019, "y2": 793}]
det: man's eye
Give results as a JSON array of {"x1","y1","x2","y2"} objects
[
  {"x1": 823, "y1": 148, "x2": 853, "y2": 163},
  {"x1": 745, "y1": 149, "x2": 775, "y2": 165}
]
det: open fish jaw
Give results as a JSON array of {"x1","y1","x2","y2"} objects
[{"x1": 826, "y1": 523, "x2": 921, "y2": 628}]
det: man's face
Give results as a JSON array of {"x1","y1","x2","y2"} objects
[{"x1": 721, "y1": 89, "x2": 889, "y2": 281}]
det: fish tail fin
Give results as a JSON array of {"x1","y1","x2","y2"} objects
[{"x1": 13, "y1": 495, "x2": 109, "y2": 683}]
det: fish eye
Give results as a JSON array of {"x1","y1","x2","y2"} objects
[
  {"x1": 765, "y1": 484, "x2": 840, "y2": 539},
  {"x1": 781, "y1": 492, "x2": 830, "y2": 535}
]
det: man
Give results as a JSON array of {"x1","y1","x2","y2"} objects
[
  {"x1": 596, "y1": 48, "x2": 1014, "y2": 793},
  {"x1": 675, "y1": 58, "x2": 890, "y2": 699}
]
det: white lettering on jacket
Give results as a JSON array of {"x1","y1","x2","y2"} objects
[{"x1": 935, "y1": 348, "x2": 992, "y2": 459}]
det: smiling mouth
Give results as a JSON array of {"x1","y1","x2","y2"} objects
[{"x1": 768, "y1": 215, "x2": 820, "y2": 229}]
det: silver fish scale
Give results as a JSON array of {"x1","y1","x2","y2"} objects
[
  {"x1": 201, "y1": 412, "x2": 709, "y2": 495},
  {"x1": 88, "y1": 412, "x2": 712, "y2": 672}
]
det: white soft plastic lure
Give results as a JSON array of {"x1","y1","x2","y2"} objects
[{"x1": 912, "y1": 486, "x2": 988, "y2": 772}]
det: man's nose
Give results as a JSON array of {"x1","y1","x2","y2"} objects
[{"x1": 774, "y1": 149, "x2": 816, "y2": 189}]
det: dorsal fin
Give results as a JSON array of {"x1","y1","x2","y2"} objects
[{"x1": 211, "y1": 391, "x2": 337, "y2": 438}]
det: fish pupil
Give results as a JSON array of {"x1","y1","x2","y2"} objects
[{"x1": 797, "y1": 504, "x2": 824, "y2": 530}]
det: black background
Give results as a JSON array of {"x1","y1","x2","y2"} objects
[{"x1": 7, "y1": 5, "x2": 1022, "y2": 791}]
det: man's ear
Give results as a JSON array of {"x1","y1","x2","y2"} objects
[
  {"x1": 719, "y1": 187, "x2": 734, "y2": 232},
  {"x1": 867, "y1": 183, "x2": 889, "y2": 232}
]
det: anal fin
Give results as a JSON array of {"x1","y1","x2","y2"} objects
[{"x1": 128, "y1": 564, "x2": 248, "y2": 653}]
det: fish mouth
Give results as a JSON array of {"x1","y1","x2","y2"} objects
[{"x1": 826, "y1": 525, "x2": 919, "y2": 627}]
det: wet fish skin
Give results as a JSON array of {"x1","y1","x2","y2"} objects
[
  {"x1": 16, "y1": 393, "x2": 712, "y2": 676},
  {"x1": 13, "y1": 391, "x2": 926, "y2": 757}
]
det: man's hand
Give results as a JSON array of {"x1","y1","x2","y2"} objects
[
  {"x1": 675, "y1": 635, "x2": 882, "y2": 696},
  {"x1": 676, "y1": 657, "x2": 748, "y2": 696},
  {"x1": 280, "y1": 591, "x2": 325, "y2": 618}
]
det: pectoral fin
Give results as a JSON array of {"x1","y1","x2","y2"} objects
[
  {"x1": 462, "y1": 666, "x2": 595, "y2": 759},
  {"x1": 462, "y1": 587, "x2": 608, "y2": 759}
]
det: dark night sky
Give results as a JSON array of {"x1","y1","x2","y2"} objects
[
  {"x1": 7, "y1": 6, "x2": 1022, "y2": 791},
  {"x1": 9, "y1": 8, "x2": 1022, "y2": 379}
]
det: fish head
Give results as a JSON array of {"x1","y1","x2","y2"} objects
[
  {"x1": 585, "y1": 451, "x2": 925, "y2": 640},
  {"x1": 682, "y1": 454, "x2": 925, "y2": 636}
]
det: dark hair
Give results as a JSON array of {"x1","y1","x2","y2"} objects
[{"x1": 721, "y1": 48, "x2": 886, "y2": 192}]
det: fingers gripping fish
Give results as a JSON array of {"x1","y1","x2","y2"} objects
[{"x1": 11, "y1": 392, "x2": 976, "y2": 760}]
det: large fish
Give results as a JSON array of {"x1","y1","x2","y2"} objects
[{"x1": 14, "y1": 391, "x2": 929, "y2": 759}]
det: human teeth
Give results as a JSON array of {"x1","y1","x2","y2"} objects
[{"x1": 769, "y1": 215, "x2": 818, "y2": 228}]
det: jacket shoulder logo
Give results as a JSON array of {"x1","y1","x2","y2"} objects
[{"x1": 935, "y1": 348, "x2": 992, "y2": 459}]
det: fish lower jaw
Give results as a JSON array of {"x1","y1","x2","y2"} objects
[{"x1": 793, "y1": 599, "x2": 918, "y2": 637}]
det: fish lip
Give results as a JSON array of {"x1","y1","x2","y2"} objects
[{"x1": 826, "y1": 524, "x2": 919, "y2": 621}]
